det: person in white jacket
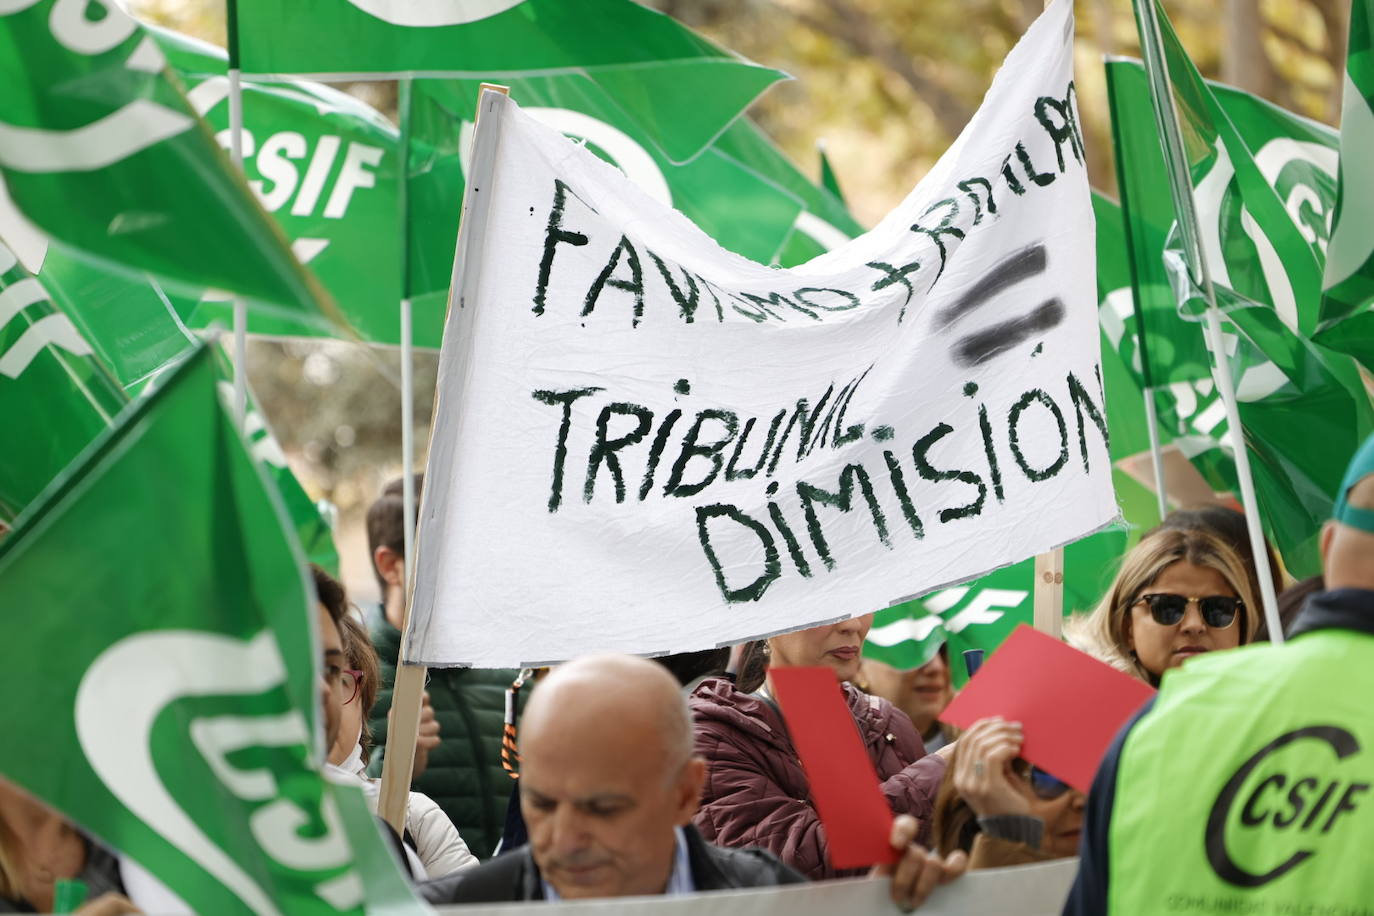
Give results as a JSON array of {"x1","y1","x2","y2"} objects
[{"x1": 329, "y1": 612, "x2": 477, "y2": 878}]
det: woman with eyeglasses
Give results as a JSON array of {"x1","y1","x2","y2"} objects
[
  {"x1": 932, "y1": 718, "x2": 1086, "y2": 867},
  {"x1": 1068, "y1": 527, "x2": 1259, "y2": 686},
  {"x1": 327, "y1": 614, "x2": 477, "y2": 878}
]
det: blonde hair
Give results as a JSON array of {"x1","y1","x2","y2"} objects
[{"x1": 1066, "y1": 527, "x2": 1259, "y2": 683}]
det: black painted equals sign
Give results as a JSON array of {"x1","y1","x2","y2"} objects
[{"x1": 934, "y1": 243, "x2": 1064, "y2": 368}]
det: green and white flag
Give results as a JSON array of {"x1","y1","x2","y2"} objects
[
  {"x1": 0, "y1": 343, "x2": 416, "y2": 914},
  {"x1": 150, "y1": 26, "x2": 416, "y2": 347},
  {"x1": 0, "y1": 237, "x2": 124, "y2": 523},
  {"x1": 405, "y1": 76, "x2": 862, "y2": 326},
  {"x1": 232, "y1": 0, "x2": 786, "y2": 165},
  {"x1": 1318, "y1": 0, "x2": 1374, "y2": 370},
  {"x1": 1107, "y1": 32, "x2": 1374, "y2": 576},
  {"x1": 0, "y1": 1, "x2": 336, "y2": 327}
]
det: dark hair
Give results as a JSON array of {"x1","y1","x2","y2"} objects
[
  {"x1": 365, "y1": 474, "x2": 423, "y2": 594},
  {"x1": 1275, "y1": 575, "x2": 1324, "y2": 639},
  {"x1": 311, "y1": 564, "x2": 347, "y2": 627},
  {"x1": 654, "y1": 648, "x2": 730, "y2": 687},
  {"x1": 735, "y1": 640, "x2": 770, "y2": 694},
  {"x1": 1157, "y1": 506, "x2": 1284, "y2": 641},
  {"x1": 336, "y1": 614, "x2": 382, "y2": 763}
]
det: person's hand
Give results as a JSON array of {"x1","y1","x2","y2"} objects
[
  {"x1": 951, "y1": 717, "x2": 1028, "y2": 818},
  {"x1": 872, "y1": 814, "x2": 968, "y2": 912},
  {"x1": 74, "y1": 892, "x2": 143, "y2": 915},
  {"x1": 412, "y1": 691, "x2": 441, "y2": 778}
]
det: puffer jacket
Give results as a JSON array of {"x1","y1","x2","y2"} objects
[
  {"x1": 689, "y1": 676, "x2": 947, "y2": 880},
  {"x1": 368, "y1": 618, "x2": 526, "y2": 860}
]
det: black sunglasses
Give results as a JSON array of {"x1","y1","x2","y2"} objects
[
  {"x1": 1135, "y1": 593, "x2": 1243, "y2": 629},
  {"x1": 1029, "y1": 766, "x2": 1072, "y2": 800}
]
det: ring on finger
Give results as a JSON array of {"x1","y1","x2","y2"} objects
[{"x1": 973, "y1": 761, "x2": 984, "y2": 776}]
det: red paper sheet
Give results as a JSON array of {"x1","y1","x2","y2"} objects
[
  {"x1": 939, "y1": 624, "x2": 1156, "y2": 793},
  {"x1": 769, "y1": 667, "x2": 898, "y2": 869}
]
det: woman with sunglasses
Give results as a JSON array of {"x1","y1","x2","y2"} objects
[
  {"x1": 932, "y1": 718, "x2": 1085, "y2": 867},
  {"x1": 1069, "y1": 527, "x2": 1259, "y2": 686}
]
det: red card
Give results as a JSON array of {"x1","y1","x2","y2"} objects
[
  {"x1": 769, "y1": 667, "x2": 897, "y2": 869},
  {"x1": 939, "y1": 625, "x2": 1156, "y2": 793}
]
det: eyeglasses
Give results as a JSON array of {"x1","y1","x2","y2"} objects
[
  {"x1": 1029, "y1": 766, "x2": 1072, "y2": 800},
  {"x1": 337, "y1": 669, "x2": 364, "y2": 706},
  {"x1": 1134, "y1": 593, "x2": 1243, "y2": 629}
]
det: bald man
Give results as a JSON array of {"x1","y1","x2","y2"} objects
[
  {"x1": 1065, "y1": 434, "x2": 1374, "y2": 913},
  {"x1": 421, "y1": 654, "x2": 966, "y2": 909}
]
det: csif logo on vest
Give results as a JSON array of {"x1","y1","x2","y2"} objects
[{"x1": 1205, "y1": 725, "x2": 1370, "y2": 888}]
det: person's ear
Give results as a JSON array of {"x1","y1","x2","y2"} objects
[
  {"x1": 374, "y1": 545, "x2": 405, "y2": 588},
  {"x1": 674, "y1": 757, "x2": 707, "y2": 824},
  {"x1": 1319, "y1": 521, "x2": 1336, "y2": 568}
]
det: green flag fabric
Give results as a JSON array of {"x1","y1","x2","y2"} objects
[
  {"x1": 818, "y1": 141, "x2": 846, "y2": 206},
  {"x1": 1318, "y1": 0, "x2": 1374, "y2": 369},
  {"x1": 150, "y1": 26, "x2": 413, "y2": 347},
  {"x1": 0, "y1": 1, "x2": 335, "y2": 327},
  {"x1": 1109, "y1": 21, "x2": 1374, "y2": 575},
  {"x1": 0, "y1": 343, "x2": 392, "y2": 913},
  {"x1": 232, "y1": 0, "x2": 786, "y2": 165},
  {"x1": 405, "y1": 76, "x2": 862, "y2": 324},
  {"x1": 1130, "y1": 5, "x2": 1327, "y2": 333},
  {"x1": 0, "y1": 238, "x2": 124, "y2": 523}
]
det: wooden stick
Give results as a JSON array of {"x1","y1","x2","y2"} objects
[
  {"x1": 377, "y1": 82, "x2": 512, "y2": 833},
  {"x1": 1033, "y1": 548, "x2": 1064, "y2": 638},
  {"x1": 1031, "y1": 0, "x2": 1064, "y2": 642}
]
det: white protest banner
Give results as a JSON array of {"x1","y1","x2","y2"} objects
[
  {"x1": 433, "y1": 859, "x2": 1079, "y2": 915},
  {"x1": 408, "y1": 0, "x2": 1116, "y2": 667}
]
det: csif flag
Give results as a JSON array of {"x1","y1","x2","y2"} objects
[
  {"x1": 232, "y1": 0, "x2": 786, "y2": 165},
  {"x1": 0, "y1": 0, "x2": 338, "y2": 329},
  {"x1": 0, "y1": 343, "x2": 417, "y2": 913}
]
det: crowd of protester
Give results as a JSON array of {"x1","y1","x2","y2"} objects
[{"x1": 4, "y1": 436, "x2": 1373, "y2": 914}]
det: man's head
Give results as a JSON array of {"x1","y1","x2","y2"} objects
[
  {"x1": 1321, "y1": 435, "x2": 1374, "y2": 590},
  {"x1": 311, "y1": 564, "x2": 348, "y2": 752},
  {"x1": 365, "y1": 474, "x2": 423, "y2": 603},
  {"x1": 518, "y1": 654, "x2": 705, "y2": 899}
]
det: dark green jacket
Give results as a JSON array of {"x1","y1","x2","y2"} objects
[{"x1": 367, "y1": 616, "x2": 526, "y2": 861}]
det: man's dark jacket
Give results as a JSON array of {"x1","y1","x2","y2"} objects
[
  {"x1": 419, "y1": 824, "x2": 805, "y2": 904},
  {"x1": 367, "y1": 616, "x2": 526, "y2": 860}
]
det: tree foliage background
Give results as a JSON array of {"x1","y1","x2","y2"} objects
[{"x1": 127, "y1": 0, "x2": 1351, "y2": 596}]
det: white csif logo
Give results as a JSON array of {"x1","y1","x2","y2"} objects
[
  {"x1": 342, "y1": 0, "x2": 524, "y2": 27},
  {"x1": 75, "y1": 630, "x2": 361, "y2": 915}
]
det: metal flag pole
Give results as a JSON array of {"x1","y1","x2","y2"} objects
[{"x1": 1132, "y1": 0, "x2": 1283, "y2": 640}]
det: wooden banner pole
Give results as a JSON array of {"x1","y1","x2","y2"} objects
[{"x1": 377, "y1": 83, "x2": 511, "y2": 833}]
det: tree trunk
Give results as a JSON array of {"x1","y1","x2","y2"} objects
[{"x1": 1221, "y1": 0, "x2": 1277, "y2": 99}]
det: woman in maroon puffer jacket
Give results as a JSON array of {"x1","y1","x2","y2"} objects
[{"x1": 689, "y1": 614, "x2": 949, "y2": 880}]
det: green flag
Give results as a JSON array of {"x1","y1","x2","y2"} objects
[
  {"x1": 1318, "y1": 0, "x2": 1374, "y2": 370},
  {"x1": 0, "y1": 237, "x2": 124, "y2": 523},
  {"x1": 817, "y1": 141, "x2": 846, "y2": 206},
  {"x1": 0, "y1": 223, "x2": 339, "y2": 570},
  {"x1": 1108, "y1": 30, "x2": 1374, "y2": 575},
  {"x1": 232, "y1": 0, "x2": 786, "y2": 165},
  {"x1": 149, "y1": 26, "x2": 412, "y2": 346},
  {"x1": 0, "y1": 1, "x2": 335, "y2": 326},
  {"x1": 405, "y1": 76, "x2": 863, "y2": 326},
  {"x1": 0, "y1": 343, "x2": 406, "y2": 913}
]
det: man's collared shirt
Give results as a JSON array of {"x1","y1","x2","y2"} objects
[{"x1": 541, "y1": 826, "x2": 696, "y2": 900}]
